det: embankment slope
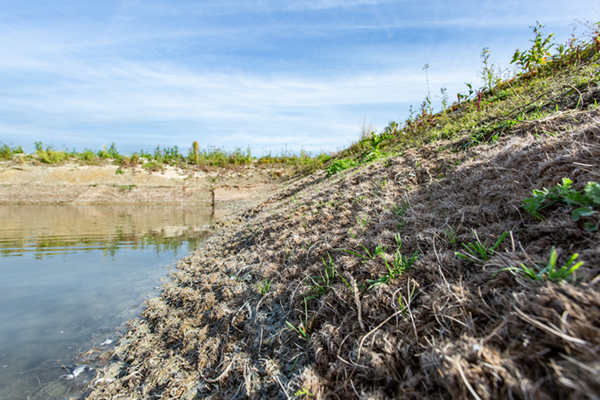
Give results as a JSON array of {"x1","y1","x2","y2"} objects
[{"x1": 88, "y1": 109, "x2": 600, "y2": 399}]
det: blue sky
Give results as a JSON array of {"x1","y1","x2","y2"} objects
[{"x1": 0, "y1": 0, "x2": 596, "y2": 155}]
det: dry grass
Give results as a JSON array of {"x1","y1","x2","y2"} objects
[{"x1": 86, "y1": 106, "x2": 600, "y2": 399}]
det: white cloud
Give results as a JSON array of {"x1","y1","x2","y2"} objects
[{"x1": 0, "y1": 0, "x2": 594, "y2": 153}]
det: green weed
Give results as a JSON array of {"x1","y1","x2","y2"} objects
[
  {"x1": 0, "y1": 143, "x2": 24, "y2": 160},
  {"x1": 295, "y1": 388, "x2": 314, "y2": 397},
  {"x1": 118, "y1": 185, "x2": 136, "y2": 191},
  {"x1": 303, "y1": 253, "x2": 349, "y2": 300},
  {"x1": 286, "y1": 298, "x2": 311, "y2": 340},
  {"x1": 397, "y1": 280, "x2": 417, "y2": 316},
  {"x1": 142, "y1": 161, "x2": 160, "y2": 171},
  {"x1": 497, "y1": 247, "x2": 583, "y2": 281},
  {"x1": 339, "y1": 243, "x2": 388, "y2": 261},
  {"x1": 368, "y1": 250, "x2": 419, "y2": 289},
  {"x1": 511, "y1": 22, "x2": 555, "y2": 73},
  {"x1": 480, "y1": 47, "x2": 502, "y2": 91},
  {"x1": 390, "y1": 200, "x2": 410, "y2": 216},
  {"x1": 348, "y1": 216, "x2": 369, "y2": 238},
  {"x1": 325, "y1": 158, "x2": 357, "y2": 176},
  {"x1": 444, "y1": 227, "x2": 458, "y2": 244},
  {"x1": 523, "y1": 178, "x2": 600, "y2": 230},
  {"x1": 455, "y1": 230, "x2": 508, "y2": 263},
  {"x1": 256, "y1": 278, "x2": 271, "y2": 295},
  {"x1": 34, "y1": 142, "x2": 70, "y2": 164}
]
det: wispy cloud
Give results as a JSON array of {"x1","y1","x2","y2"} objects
[{"x1": 0, "y1": 0, "x2": 594, "y2": 153}]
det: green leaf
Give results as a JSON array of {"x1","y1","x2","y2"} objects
[
  {"x1": 563, "y1": 191, "x2": 586, "y2": 207},
  {"x1": 559, "y1": 177, "x2": 573, "y2": 188},
  {"x1": 523, "y1": 196, "x2": 545, "y2": 218},
  {"x1": 572, "y1": 207, "x2": 596, "y2": 222},
  {"x1": 584, "y1": 182, "x2": 600, "y2": 206}
]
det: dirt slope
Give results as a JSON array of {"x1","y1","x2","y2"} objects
[{"x1": 87, "y1": 109, "x2": 600, "y2": 399}]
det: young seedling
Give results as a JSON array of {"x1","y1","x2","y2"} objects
[
  {"x1": 285, "y1": 298, "x2": 311, "y2": 340},
  {"x1": 339, "y1": 244, "x2": 388, "y2": 261},
  {"x1": 497, "y1": 247, "x2": 583, "y2": 282},
  {"x1": 390, "y1": 200, "x2": 410, "y2": 216},
  {"x1": 350, "y1": 215, "x2": 369, "y2": 237},
  {"x1": 455, "y1": 230, "x2": 508, "y2": 263},
  {"x1": 368, "y1": 250, "x2": 419, "y2": 289},
  {"x1": 303, "y1": 253, "x2": 341, "y2": 300},
  {"x1": 444, "y1": 227, "x2": 458, "y2": 244},
  {"x1": 295, "y1": 388, "x2": 314, "y2": 397},
  {"x1": 394, "y1": 233, "x2": 402, "y2": 248},
  {"x1": 256, "y1": 278, "x2": 271, "y2": 296},
  {"x1": 397, "y1": 220, "x2": 407, "y2": 231},
  {"x1": 398, "y1": 281, "x2": 417, "y2": 316}
]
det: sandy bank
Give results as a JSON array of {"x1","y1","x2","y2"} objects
[{"x1": 0, "y1": 163, "x2": 286, "y2": 205}]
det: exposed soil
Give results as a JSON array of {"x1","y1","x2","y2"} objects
[
  {"x1": 86, "y1": 109, "x2": 600, "y2": 399},
  {"x1": 0, "y1": 163, "x2": 287, "y2": 205}
]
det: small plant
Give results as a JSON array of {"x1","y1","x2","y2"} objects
[
  {"x1": 0, "y1": 143, "x2": 24, "y2": 160},
  {"x1": 480, "y1": 47, "x2": 502, "y2": 91},
  {"x1": 340, "y1": 243, "x2": 388, "y2": 261},
  {"x1": 368, "y1": 250, "x2": 419, "y2": 289},
  {"x1": 397, "y1": 220, "x2": 407, "y2": 231},
  {"x1": 118, "y1": 184, "x2": 136, "y2": 191},
  {"x1": 115, "y1": 168, "x2": 123, "y2": 175},
  {"x1": 444, "y1": 227, "x2": 458, "y2": 244},
  {"x1": 390, "y1": 200, "x2": 410, "y2": 216},
  {"x1": 455, "y1": 230, "x2": 508, "y2": 263},
  {"x1": 348, "y1": 215, "x2": 370, "y2": 237},
  {"x1": 325, "y1": 158, "x2": 357, "y2": 176},
  {"x1": 524, "y1": 178, "x2": 600, "y2": 230},
  {"x1": 511, "y1": 22, "x2": 555, "y2": 73},
  {"x1": 423, "y1": 63, "x2": 434, "y2": 116},
  {"x1": 383, "y1": 120, "x2": 400, "y2": 135},
  {"x1": 295, "y1": 388, "x2": 314, "y2": 397},
  {"x1": 256, "y1": 278, "x2": 271, "y2": 295},
  {"x1": 303, "y1": 254, "x2": 347, "y2": 299},
  {"x1": 394, "y1": 233, "x2": 402, "y2": 248},
  {"x1": 497, "y1": 247, "x2": 583, "y2": 282},
  {"x1": 143, "y1": 161, "x2": 159, "y2": 171},
  {"x1": 286, "y1": 298, "x2": 311, "y2": 340},
  {"x1": 398, "y1": 280, "x2": 417, "y2": 316},
  {"x1": 439, "y1": 87, "x2": 449, "y2": 112},
  {"x1": 354, "y1": 195, "x2": 367, "y2": 203}
]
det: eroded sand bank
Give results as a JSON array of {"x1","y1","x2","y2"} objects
[{"x1": 0, "y1": 163, "x2": 285, "y2": 205}]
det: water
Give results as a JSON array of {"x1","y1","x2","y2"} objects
[{"x1": 0, "y1": 204, "x2": 226, "y2": 400}]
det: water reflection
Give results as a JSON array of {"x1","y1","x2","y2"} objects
[
  {"x1": 0, "y1": 204, "x2": 225, "y2": 400},
  {"x1": 0, "y1": 204, "x2": 221, "y2": 258}
]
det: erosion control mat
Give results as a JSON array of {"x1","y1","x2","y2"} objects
[{"x1": 89, "y1": 111, "x2": 600, "y2": 399}]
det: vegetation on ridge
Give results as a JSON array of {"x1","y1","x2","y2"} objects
[
  {"x1": 0, "y1": 140, "x2": 330, "y2": 176},
  {"x1": 326, "y1": 21, "x2": 600, "y2": 176}
]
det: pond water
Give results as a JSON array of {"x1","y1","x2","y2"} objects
[{"x1": 0, "y1": 204, "x2": 226, "y2": 400}]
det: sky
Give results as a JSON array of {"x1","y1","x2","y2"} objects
[{"x1": 0, "y1": 0, "x2": 596, "y2": 156}]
